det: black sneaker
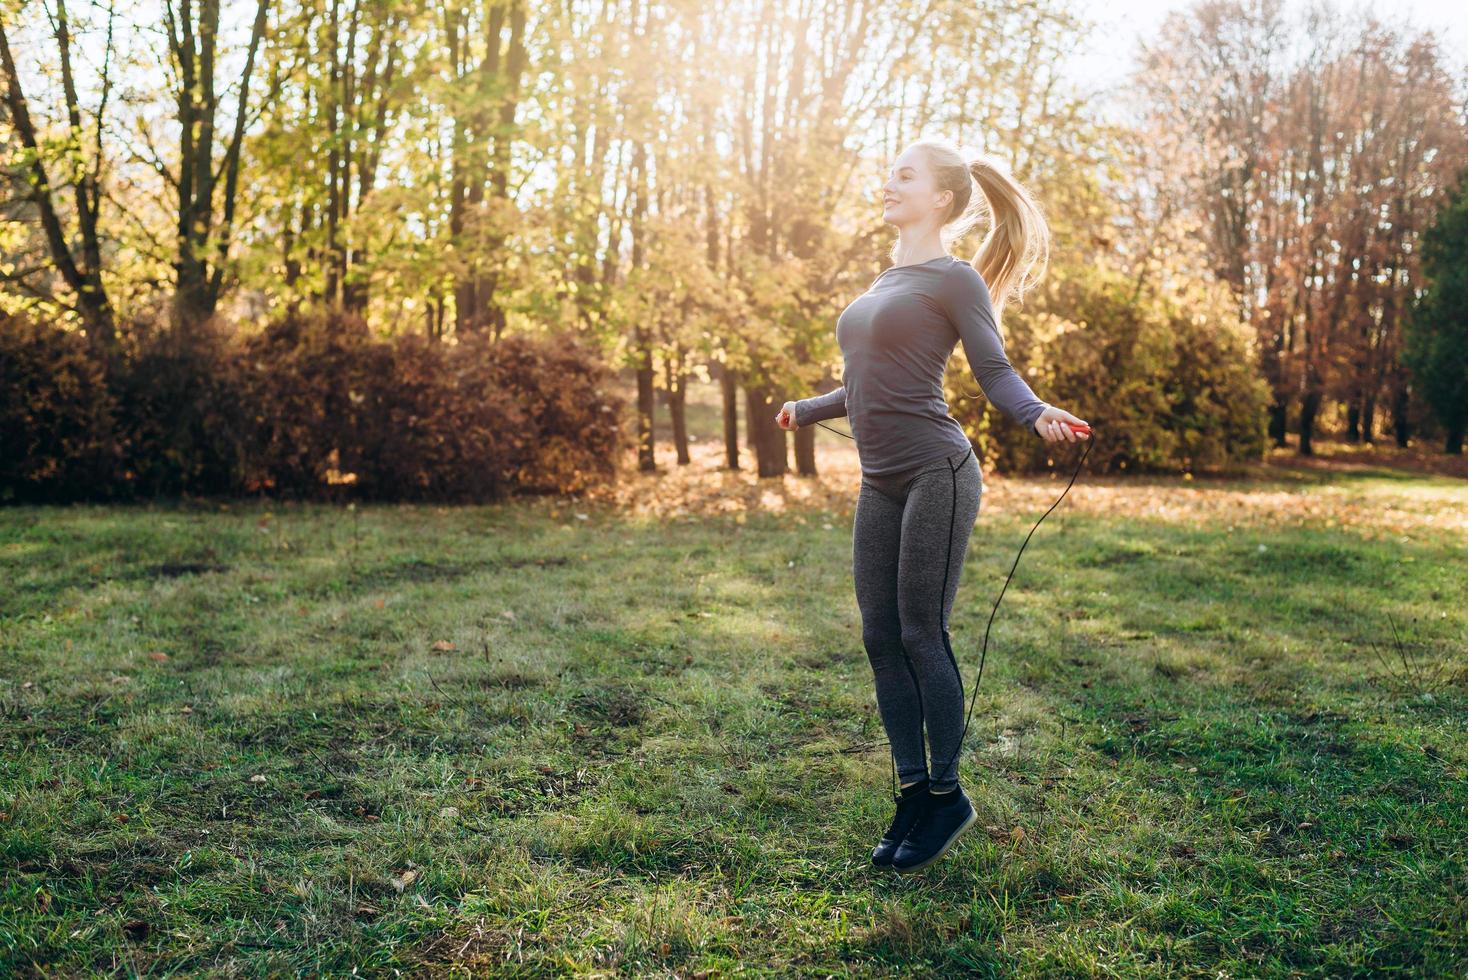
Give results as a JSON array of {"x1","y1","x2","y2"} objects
[
  {"x1": 871, "y1": 779, "x2": 931, "y2": 868},
  {"x1": 891, "y1": 784, "x2": 977, "y2": 873}
]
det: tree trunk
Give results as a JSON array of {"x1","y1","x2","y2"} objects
[
  {"x1": 721, "y1": 363, "x2": 741, "y2": 471},
  {"x1": 667, "y1": 373, "x2": 689, "y2": 466},
  {"x1": 1298, "y1": 388, "x2": 1319, "y2": 456},
  {"x1": 1268, "y1": 403, "x2": 1288, "y2": 446},
  {"x1": 636, "y1": 340, "x2": 656, "y2": 472},
  {"x1": 1392, "y1": 383, "x2": 1411, "y2": 448},
  {"x1": 662, "y1": 343, "x2": 690, "y2": 466},
  {"x1": 745, "y1": 383, "x2": 786, "y2": 477},
  {"x1": 793, "y1": 422, "x2": 817, "y2": 474}
]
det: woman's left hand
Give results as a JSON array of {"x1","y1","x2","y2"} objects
[{"x1": 1033, "y1": 405, "x2": 1090, "y2": 443}]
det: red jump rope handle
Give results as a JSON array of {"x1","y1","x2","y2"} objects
[{"x1": 1064, "y1": 421, "x2": 1091, "y2": 434}]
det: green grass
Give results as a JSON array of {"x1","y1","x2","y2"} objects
[{"x1": 1, "y1": 462, "x2": 1465, "y2": 976}]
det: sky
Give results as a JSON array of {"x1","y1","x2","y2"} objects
[{"x1": 1067, "y1": 0, "x2": 1468, "y2": 118}]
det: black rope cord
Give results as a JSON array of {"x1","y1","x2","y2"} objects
[{"x1": 810, "y1": 417, "x2": 1095, "y2": 802}]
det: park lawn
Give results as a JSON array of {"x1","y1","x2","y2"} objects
[{"x1": 1, "y1": 452, "x2": 1465, "y2": 977}]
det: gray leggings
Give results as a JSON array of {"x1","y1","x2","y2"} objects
[{"x1": 853, "y1": 444, "x2": 982, "y2": 794}]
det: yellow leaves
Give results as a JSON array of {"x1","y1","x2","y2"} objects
[
  {"x1": 571, "y1": 439, "x2": 1462, "y2": 543},
  {"x1": 985, "y1": 824, "x2": 1030, "y2": 847}
]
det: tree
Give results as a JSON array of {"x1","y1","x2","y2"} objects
[
  {"x1": 1403, "y1": 167, "x2": 1468, "y2": 454},
  {"x1": 1135, "y1": 1, "x2": 1466, "y2": 455},
  {"x1": 163, "y1": 0, "x2": 270, "y2": 330},
  {"x1": 0, "y1": 0, "x2": 117, "y2": 356}
]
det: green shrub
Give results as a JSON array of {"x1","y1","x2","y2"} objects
[{"x1": 953, "y1": 263, "x2": 1270, "y2": 475}]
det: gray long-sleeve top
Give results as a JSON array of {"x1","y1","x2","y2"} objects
[{"x1": 793, "y1": 254, "x2": 1049, "y2": 476}]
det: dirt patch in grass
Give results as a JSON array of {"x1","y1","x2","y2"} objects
[
  {"x1": 464, "y1": 764, "x2": 602, "y2": 818},
  {"x1": 147, "y1": 561, "x2": 231, "y2": 578},
  {"x1": 476, "y1": 670, "x2": 540, "y2": 690},
  {"x1": 348, "y1": 558, "x2": 477, "y2": 587},
  {"x1": 567, "y1": 685, "x2": 649, "y2": 729},
  {"x1": 403, "y1": 918, "x2": 516, "y2": 976},
  {"x1": 347, "y1": 554, "x2": 571, "y2": 589}
]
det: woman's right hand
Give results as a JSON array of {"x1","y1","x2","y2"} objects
[{"x1": 776, "y1": 400, "x2": 799, "y2": 430}]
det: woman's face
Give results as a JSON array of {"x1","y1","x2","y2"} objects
[{"x1": 882, "y1": 149, "x2": 950, "y2": 229}]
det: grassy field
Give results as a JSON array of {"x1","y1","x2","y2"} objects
[{"x1": 2, "y1": 424, "x2": 1466, "y2": 976}]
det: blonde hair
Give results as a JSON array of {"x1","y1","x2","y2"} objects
[{"x1": 905, "y1": 139, "x2": 1051, "y2": 319}]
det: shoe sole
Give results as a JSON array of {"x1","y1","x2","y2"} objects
[{"x1": 892, "y1": 806, "x2": 978, "y2": 874}]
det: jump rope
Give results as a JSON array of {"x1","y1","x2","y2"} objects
[{"x1": 805, "y1": 413, "x2": 1095, "y2": 802}]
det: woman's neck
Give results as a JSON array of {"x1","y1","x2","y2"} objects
[{"x1": 891, "y1": 236, "x2": 948, "y2": 267}]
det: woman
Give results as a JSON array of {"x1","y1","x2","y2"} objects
[{"x1": 776, "y1": 139, "x2": 1088, "y2": 874}]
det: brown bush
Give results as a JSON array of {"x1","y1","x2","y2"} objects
[
  {"x1": 108, "y1": 315, "x2": 255, "y2": 499},
  {"x1": 0, "y1": 312, "x2": 122, "y2": 503},
  {"x1": 237, "y1": 310, "x2": 629, "y2": 501},
  {"x1": 2, "y1": 306, "x2": 630, "y2": 504},
  {"x1": 466, "y1": 331, "x2": 629, "y2": 496}
]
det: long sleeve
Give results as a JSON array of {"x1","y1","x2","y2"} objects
[
  {"x1": 794, "y1": 385, "x2": 847, "y2": 427},
  {"x1": 941, "y1": 265, "x2": 1048, "y2": 438}
]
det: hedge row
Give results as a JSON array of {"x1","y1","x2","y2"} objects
[{"x1": 1, "y1": 310, "x2": 630, "y2": 504}]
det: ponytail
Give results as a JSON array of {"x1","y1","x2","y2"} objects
[{"x1": 964, "y1": 155, "x2": 1050, "y2": 317}]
